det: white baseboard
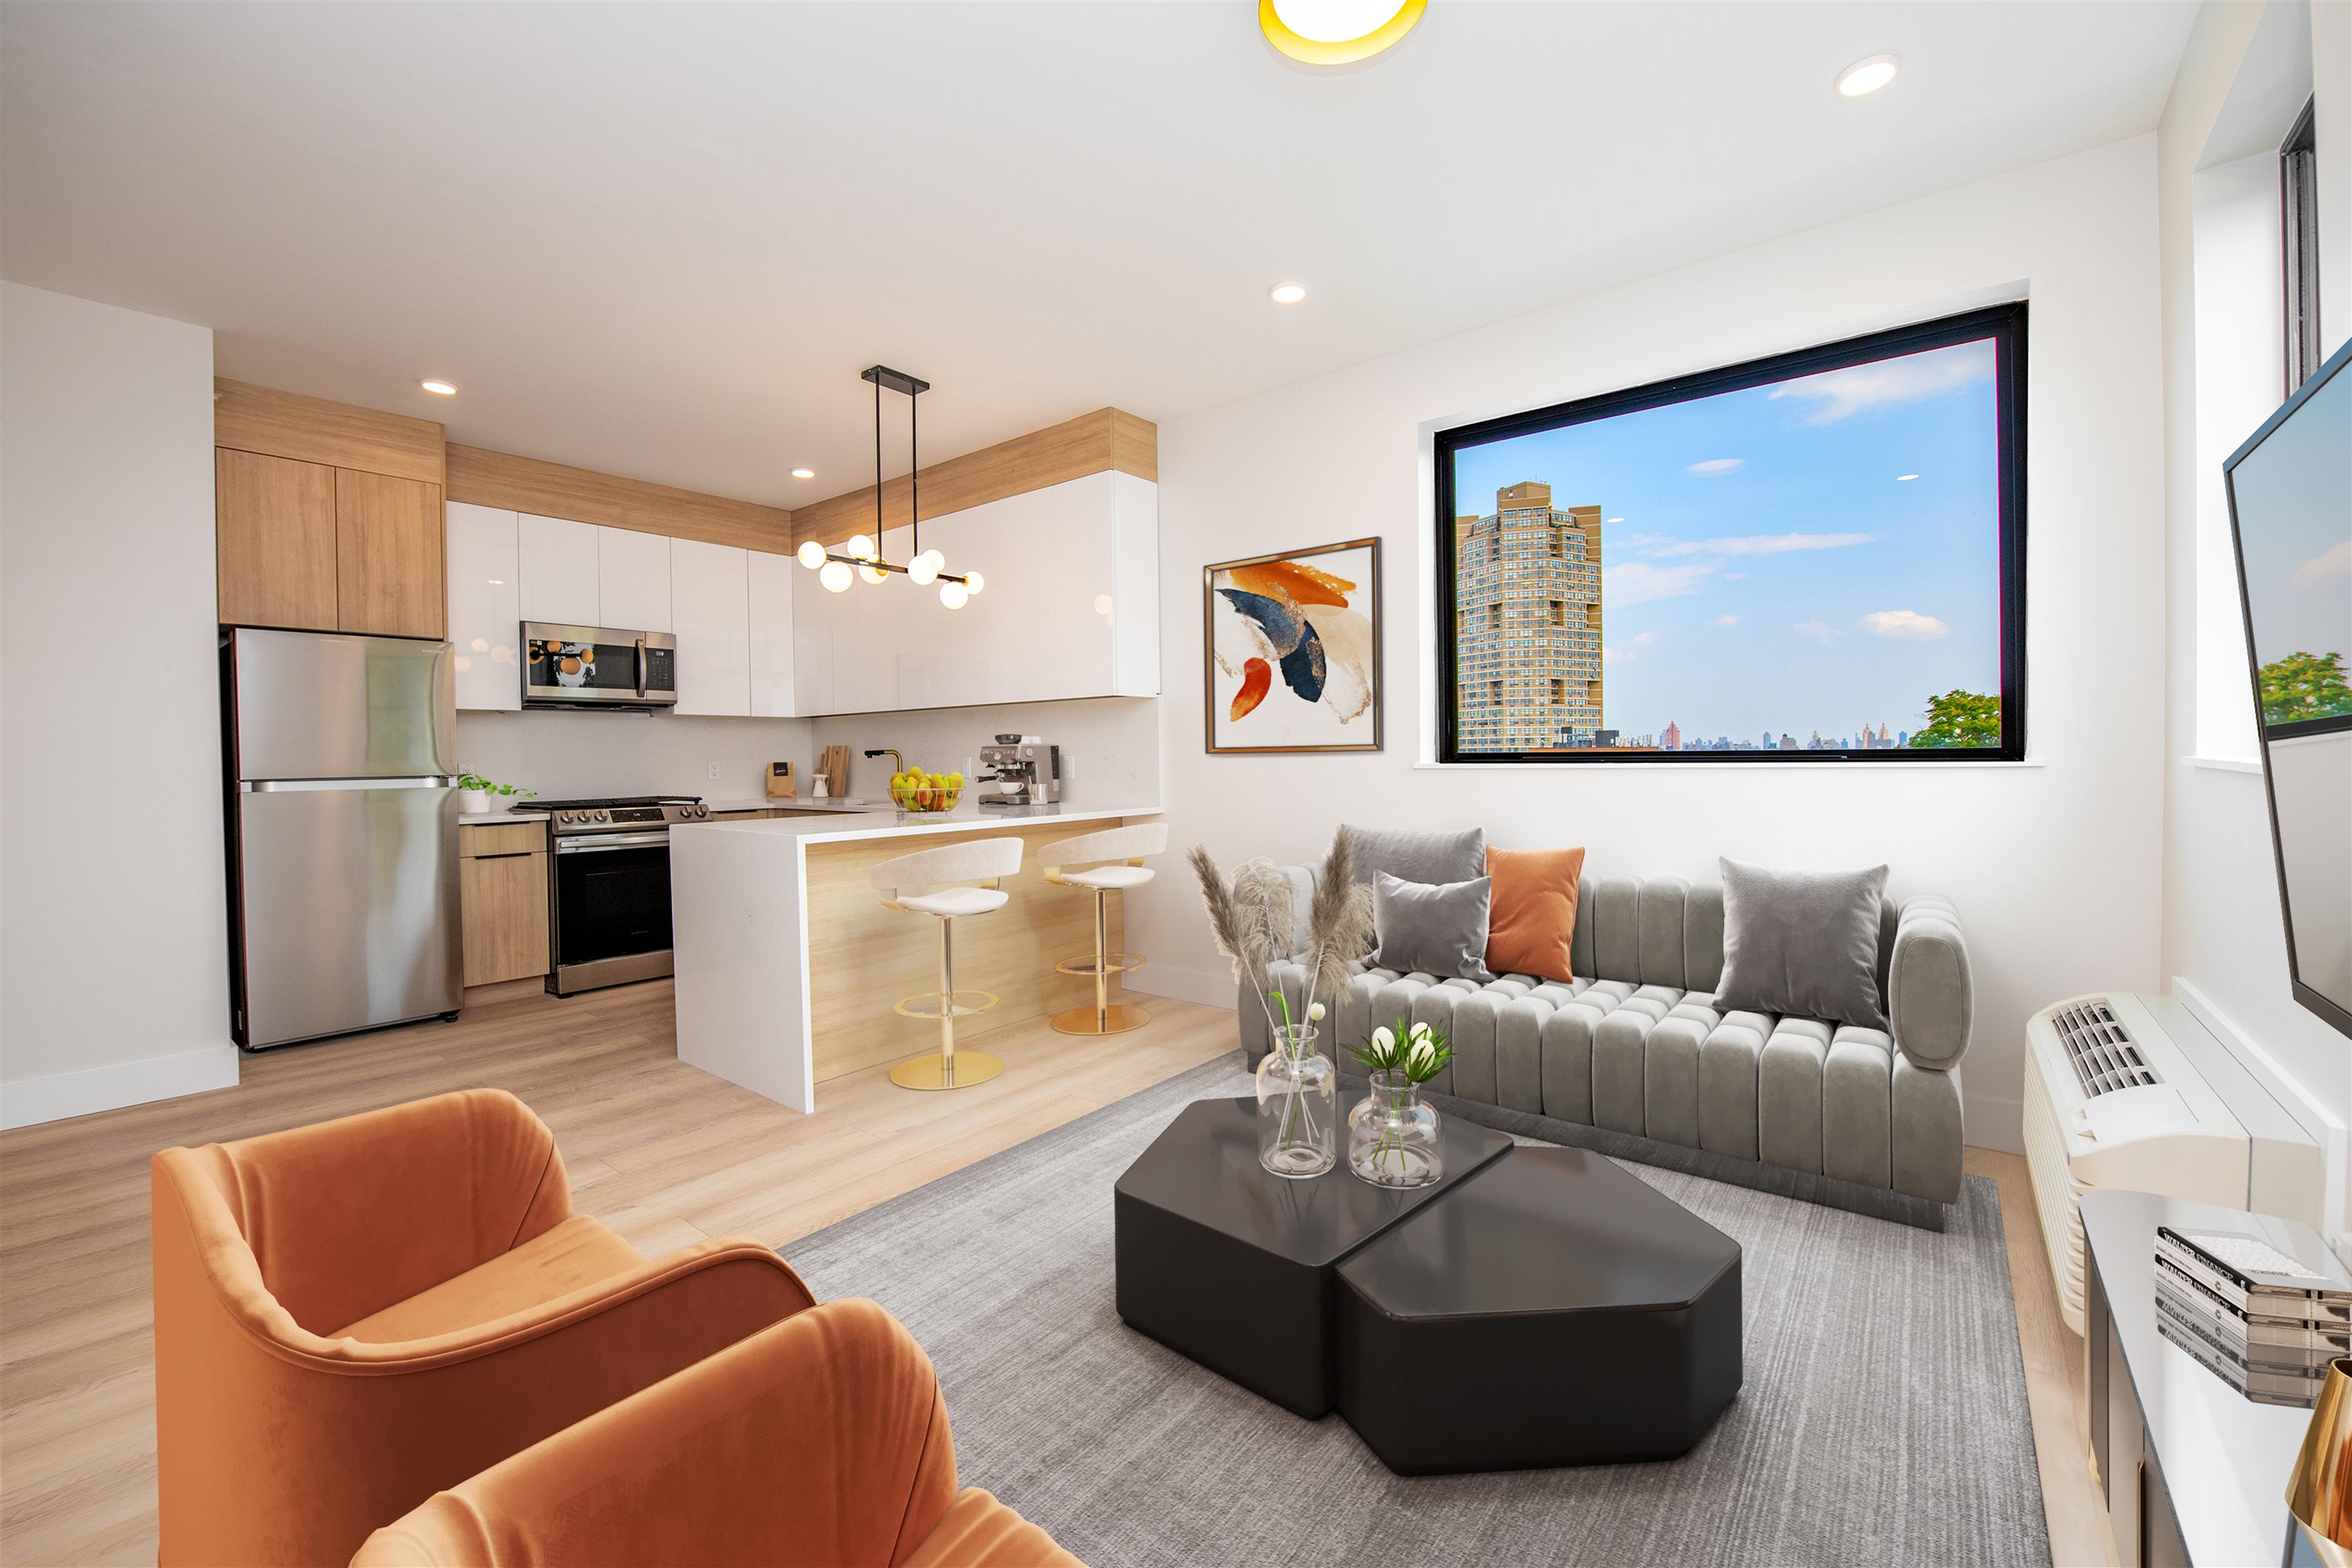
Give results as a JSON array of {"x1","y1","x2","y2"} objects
[
  {"x1": 1, "y1": 1044, "x2": 240, "y2": 1130},
  {"x1": 1123, "y1": 964, "x2": 1239, "y2": 1011},
  {"x1": 1963, "y1": 1090, "x2": 2026, "y2": 1156}
]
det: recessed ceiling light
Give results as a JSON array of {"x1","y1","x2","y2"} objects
[
  {"x1": 420, "y1": 380, "x2": 456, "y2": 396},
  {"x1": 1261, "y1": 0, "x2": 1426, "y2": 66},
  {"x1": 791, "y1": 467, "x2": 815, "y2": 479},
  {"x1": 1896, "y1": 473, "x2": 1919, "y2": 481},
  {"x1": 1836, "y1": 54, "x2": 1900, "y2": 97},
  {"x1": 1269, "y1": 283, "x2": 1308, "y2": 304}
]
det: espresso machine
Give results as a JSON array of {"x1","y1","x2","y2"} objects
[{"x1": 978, "y1": 735, "x2": 1063, "y2": 807}]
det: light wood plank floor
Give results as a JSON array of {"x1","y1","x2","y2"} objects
[{"x1": 2, "y1": 985, "x2": 2110, "y2": 1566}]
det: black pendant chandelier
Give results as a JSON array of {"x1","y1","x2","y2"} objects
[{"x1": 795, "y1": 364, "x2": 984, "y2": 609}]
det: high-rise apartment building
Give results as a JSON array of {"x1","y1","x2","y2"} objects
[{"x1": 1452, "y1": 481, "x2": 1603, "y2": 750}]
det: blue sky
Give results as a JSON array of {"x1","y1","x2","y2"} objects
[{"x1": 1453, "y1": 338, "x2": 2004, "y2": 742}]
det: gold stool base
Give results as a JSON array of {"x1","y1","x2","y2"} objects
[
  {"x1": 888, "y1": 1051, "x2": 1006, "y2": 1091},
  {"x1": 1052, "y1": 1003, "x2": 1153, "y2": 1036}
]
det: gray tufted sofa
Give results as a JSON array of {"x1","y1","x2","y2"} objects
[{"x1": 1239, "y1": 870, "x2": 1973, "y2": 1229}]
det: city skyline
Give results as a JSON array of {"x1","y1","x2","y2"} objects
[{"x1": 1449, "y1": 337, "x2": 2004, "y2": 744}]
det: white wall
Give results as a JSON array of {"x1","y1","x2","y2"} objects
[
  {"x1": 454, "y1": 710, "x2": 813, "y2": 805},
  {"x1": 1126, "y1": 136, "x2": 2171, "y2": 1156},
  {"x1": 2157, "y1": 0, "x2": 2352, "y2": 1249},
  {"x1": 808, "y1": 695, "x2": 1160, "y2": 806},
  {"x1": 2, "y1": 283, "x2": 234, "y2": 1127}
]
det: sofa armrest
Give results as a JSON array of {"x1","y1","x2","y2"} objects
[
  {"x1": 1887, "y1": 894, "x2": 1971, "y2": 1070},
  {"x1": 351, "y1": 1299, "x2": 962, "y2": 1568}
]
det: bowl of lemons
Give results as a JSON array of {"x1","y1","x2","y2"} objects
[{"x1": 889, "y1": 768, "x2": 966, "y2": 813}]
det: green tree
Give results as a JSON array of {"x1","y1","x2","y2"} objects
[
  {"x1": 1908, "y1": 689, "x2": 2001, "y2": 749},
  {"x1": 2258, "y1": 650, "x2": 2352, "y2": 727}
]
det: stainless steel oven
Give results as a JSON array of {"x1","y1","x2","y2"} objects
[
  {"x1": 537, "y1": 795, "x2": 712, "y2": 994},
  {"x1": 521, "y1": 622, "x2": 679, "y2": 710}
]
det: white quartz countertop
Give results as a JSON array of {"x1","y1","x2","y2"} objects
[
  {"x1": 675, "y1": 800, "x2": 1160, "y2": 846},
  {"x1": 464, "y1": 810, "x2": 550, "y2": 823}
]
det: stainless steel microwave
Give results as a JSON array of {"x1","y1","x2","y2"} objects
[{"x1": 521, "y1": 622, "x2": 678, "y2": 709}]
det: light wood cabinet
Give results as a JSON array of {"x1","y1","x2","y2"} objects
[
  {"x1": 216, "y1": 449, "x2": 337, "y2": 630},
  {"x1": 459, "y1": 825, "x2": 548, "y2": 987},
  {"x1": 335, "y1": 469, "x2": 445, "y2": 639}
]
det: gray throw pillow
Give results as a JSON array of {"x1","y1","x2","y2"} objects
[
  {"x1": 1714, "y1": 857, "x2": 1889, "y2": 1031},
  {"x1": 1371, "y1": 871, "x2": 1494, "y2": 982},
  {"x1": 1343, "y1": 824, "x2": 1485, "y2": 887}
]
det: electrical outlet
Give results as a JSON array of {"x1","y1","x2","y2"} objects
[{"x1": 708, "y1": 761, "x2": 720, "y2": 780}]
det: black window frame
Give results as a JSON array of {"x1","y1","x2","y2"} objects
[
  {"x1": 1433, "y1": 302, "x2": 2028, "y2": 764},
  {"x1": 2282, "y1": 96, "x2": 2323, "y2": 394}
]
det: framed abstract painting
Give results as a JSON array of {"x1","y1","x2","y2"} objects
[{"x1": 1204, "y1": 537, "x2": 1383, "y2": 753}]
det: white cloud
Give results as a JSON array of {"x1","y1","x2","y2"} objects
[
  {"x1": 1860, "y1": 609, "x2": 1952, "y2": 640},
  {"x1": 1631, "y1": 631, "x2": 1657, "y2": 648},
  {"x1": 1768, "y1": 338, "x2": 1994, "y2": 423},
  {"x1": 1648, "y1": 531, "x2": 1875, "y2": 558},
  {"x1": 1793, "y1": 621, "x2": 1839, "y2": 645},
  {"x1": 1603, "y1": 560, "x2": 1718, "y2": 606},
  {"x1": 1686, "y1": 458, "x2": 1745, "y2": 475},
  {"x1": 1715, "y1": 614, "x2": 1741, "y2": 626},
  {"x1": 1602, "y1": 645, "x2": 1632, "y2": 663},
  {"x1": 2295, "y1": 540, "x2": 2352, "y2": 586}
]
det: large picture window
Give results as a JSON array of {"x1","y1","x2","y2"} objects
[{"x1": 1435, "y1": 304, "x2": 2026, "y2": 763}]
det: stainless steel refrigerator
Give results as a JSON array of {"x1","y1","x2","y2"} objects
[{"x1": 224, "y1": 628, "x2": 462, "y2": 1049}]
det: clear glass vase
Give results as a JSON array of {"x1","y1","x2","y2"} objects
[
  {"x1": 1256, "y1": 1026, "x2": 1336, "y2": 1179},
  {"x1": 1348, "y1": 1069, "x2": 1444, "y2": 1188}
]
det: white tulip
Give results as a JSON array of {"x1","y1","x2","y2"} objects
[
  {"x1": 1370, "y1": 1025, "x2": 1394, "y2": 1054},
  {"x1": 1408, "y1": 1021, "x2": 1434, "y2": 1044},
  {"x1": 1307, "y1": 1002, "x2": 1325, "y2": 1022},
  {"x1": 1406, "y1": 1035, "x2": 1439, "y2": 1076}
]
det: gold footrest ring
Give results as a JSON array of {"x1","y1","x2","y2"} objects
[
  {"x1": 1054, "y1": 952, "x2": 1148, "y2": 978},
  {"x1": 889, "y1": 1051, "x2": 1005, "y2": 1090},
  {"x1": 893, "y1": 988, "x2": 998, "y2": 1020},
  {"x1": 1051, "y1": 1002, "x2": 1153, "y2": 1037}
]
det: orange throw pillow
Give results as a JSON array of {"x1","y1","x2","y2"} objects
[{"x1": 1485, "y1": 845, "x2": 1586, "y2": 982}]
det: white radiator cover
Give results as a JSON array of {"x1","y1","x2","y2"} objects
[{"x1": 2023, "y1": 991, "x2": 2321, "y2": 1335}]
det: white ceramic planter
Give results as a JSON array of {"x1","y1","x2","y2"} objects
[{"x1": 459, "y1": 789, "x2": 496, "y2": 815}]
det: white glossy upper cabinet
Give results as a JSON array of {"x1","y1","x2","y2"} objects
[
  {"x1": 1108, "y1": 471, "x2": 1160, "y2": 696},
  {"x1": 746, "y1": 550, "x2": 796, "y2": 717},
  {"x1": 671, "y1": 537, "x2": 750, "y2": 716},
  {"x1": 791, "y1": 547, "x2": 835, "y2": 717},
  {"x1": 446, "y1": 501, "x2": 521, "y2": 711},
  {"x1": 597, "y1": 527, "x2": 673, "y2": 632},
  {"x1": 518, "y1": 514, "x2": 599, "y2": 626}
]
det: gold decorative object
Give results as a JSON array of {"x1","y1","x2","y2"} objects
[
  {"x1": 2288, "y1": 1357, "x2": 2352, "y2": 1568},
  {"x1": 1258, "y1": 0, "x2": 1426, "y2": 67}
]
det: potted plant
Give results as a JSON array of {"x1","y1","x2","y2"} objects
[
  {"x1": 1344, "y1": 1016, "x2": 1455, "y2": 1188},
  {"x1": 455, "y1": 773, "x2": 534, "y2": 815}
]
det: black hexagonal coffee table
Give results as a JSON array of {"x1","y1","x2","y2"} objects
[
  {"x1": 1113, "y1": 1101, "x2": 1741, "y2": 1472},
  {"x1": 1335, "y1": 1143, "x2": 1742, "y2": 1473}
]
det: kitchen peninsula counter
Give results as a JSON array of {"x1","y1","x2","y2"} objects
[{"x1": 670, "y1": 802, "x2": 1162, "y2": 1111}]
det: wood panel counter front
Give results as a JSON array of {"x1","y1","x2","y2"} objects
[{"x1": 669, "y1": 805, "x2": 1161, "y2": 1111}]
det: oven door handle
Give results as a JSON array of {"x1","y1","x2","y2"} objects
[{"x1": 555, "y1": 832, "x2": 671, "y2": 854}]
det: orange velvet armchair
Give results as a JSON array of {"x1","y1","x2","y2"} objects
[
  {"x1": 152, "y1": 1087, "x2": 815, "y2": 1568},
  {"x1": 351, "y1": 1298, "x2": 1081, "y2": 1568}
]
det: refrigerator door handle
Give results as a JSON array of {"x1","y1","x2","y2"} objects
[{"x1": 245, "y1": 776, "x2": 458, "y2": 792}]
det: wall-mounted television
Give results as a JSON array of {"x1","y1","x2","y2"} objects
[{"x1": 2225, "y1": 333, "x2": 2352, "y2": 1040}]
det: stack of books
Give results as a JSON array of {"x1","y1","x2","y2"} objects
[{"x1": 2155, "y1": 1223, "x2": 2350, "y2": 1406}]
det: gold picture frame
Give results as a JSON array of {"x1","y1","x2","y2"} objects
[{"x1": 1204, "y1": 537, "x2": 1383, "y2": 754}]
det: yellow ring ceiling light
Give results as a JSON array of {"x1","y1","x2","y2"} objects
[{"x1": 1260, "y1": 0, "x2": 1427, "y2": 66}]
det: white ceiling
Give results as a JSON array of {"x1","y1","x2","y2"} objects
[{"x1": 2, "y1": 2, "x2": 2196, "y2": 508}]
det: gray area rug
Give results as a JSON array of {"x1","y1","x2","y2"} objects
[{"x1": 786, "y1": 1056, "x2": 2050, "y2": 1568}]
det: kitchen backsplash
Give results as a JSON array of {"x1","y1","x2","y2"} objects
[{"x1": 454, "y1": 710, "x2": 815, "y2": 802}]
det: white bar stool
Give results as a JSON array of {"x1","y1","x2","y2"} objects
[
  {"x1": 1041, "y1": 822, "x2": 1168, "y2": 1036},
  {"x1": 871, "y1": 837, "x2": 1025, "y2": 1091}
]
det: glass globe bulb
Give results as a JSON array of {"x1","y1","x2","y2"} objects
[
  {"x1": 939, "y1": 582, "x2": 969, "y2": 610},
  {"x1": 962, "y1": 570, "x2": 984, "y2": 596},
  {"x1": 908, "y1": 554, "x2": 939, "y2": 585},
  {"x1": 820, "y1": 560, "x2": 853, "y2": 593},
  {"x1": 858, "y1": 564, "x2": 887, "y2": 585},
  {"x1": 797, "y1": 541, "x2": 825, "y2": 569},
  {"x1": 922, "y1": 548, "x2": 946, "y2": 572},
  {"x1": 847, "y1": 534, "x2": 874, "y2": 560}
]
